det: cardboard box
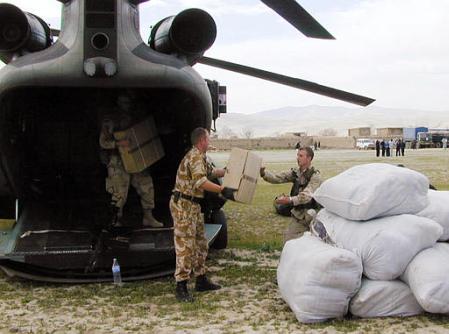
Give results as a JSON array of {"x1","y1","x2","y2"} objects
[
  {"x1": 114, "y1": 116, "x2": 165, "y2": 173},
  {"x1": 0, "y1": 219, "x2": 15, "y2": 230},
  {"x1": 223, "y1": 148, "x2": 262, "y2": 204}
]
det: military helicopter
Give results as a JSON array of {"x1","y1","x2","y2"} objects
[{"x1": 0, "y1": 0, "x2": 374, "y2": 282}]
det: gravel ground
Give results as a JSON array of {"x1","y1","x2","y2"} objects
[
  {"x1": 1, "y1": 248, "x2": 449, "y2": 333},
  {"x1": 1, "y1": 148, "x2": 449, "y2": 333}
]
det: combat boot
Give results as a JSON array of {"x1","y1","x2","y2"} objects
[
  {"x1": 175, "y1": 280, "x2": 193, "y2": 302},
  {"x1": 195, "y1": 275, "x2": 221, "y2": 292},
  {"x1": 142, "y1": 210, "x2": 163, "y2": 228},
  {"x1": 110, "y1": 206, "x2": 123, "y2": 227}
]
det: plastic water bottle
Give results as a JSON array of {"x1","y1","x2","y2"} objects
[{"x1": 112, "y1": 258, "x2": 122, "y2": 286}]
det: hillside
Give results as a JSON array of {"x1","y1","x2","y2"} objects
[{"x1": 214, "y1": 105, "x2": 449, "y2": 138}]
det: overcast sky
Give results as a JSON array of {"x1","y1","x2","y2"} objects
[{"x1": 1, "y1": 0, "x2": 449, "y2": 114}]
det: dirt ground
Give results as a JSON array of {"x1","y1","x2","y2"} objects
[
  {"x1": 1, "y1": 247, "x2": 449, "y2": 334},
  {"x1": 1, "y1": 148, "x2": 449, "y2": 333}
]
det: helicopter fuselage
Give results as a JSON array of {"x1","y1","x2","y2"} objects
[{"x1": 0, "y1": 0, "x2": 220, "y2": 281}]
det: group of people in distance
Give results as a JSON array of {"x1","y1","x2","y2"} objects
[{"x1": 375, "y1": 138, "x2": 406, "y2": 157}]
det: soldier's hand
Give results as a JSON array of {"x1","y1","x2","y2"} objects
[
  {"x1": 221, "y1": 187, "x2": 236, "y2": 201},
  {"x1": 276, "y1": 195, "x2": 291, "y2": 205},
  {"x1": 260, "y1": 167, "x2": 266, "y2": 177},
  {"x1": 116, "y1": 139, "x2": 130, "y2": 148},
  {"x1": 214, "y1": 168, "x2": 226, "y2": 178}
]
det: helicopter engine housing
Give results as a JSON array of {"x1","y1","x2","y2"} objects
[
  {"x1": 149, "y1": 8, "x2": 216, "y2": 63},
  {"x1": 0, "y1": 3, "x2": 52, "y2": 63}
]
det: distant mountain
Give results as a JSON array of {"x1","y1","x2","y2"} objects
[{"x1": 214, "y1": 105, "x2": 449, "y2": 138}]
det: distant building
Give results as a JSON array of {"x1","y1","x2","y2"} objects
[
  {"x1": 348, "y1": 127, "x2": 371, "y2": 137},
  {"x1": 429, "y1": 128, "x2": 449, "y2": 133},
  {"x1": 376, "y1": 127, "x2": 403, "y2": 138}
]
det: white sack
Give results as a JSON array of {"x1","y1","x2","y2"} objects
[
  {"x1": 313, "y1": 163, "x2": 429, "y2": 220},
  {"x1": 417, "y1": 190, "x2": 449, "y2": 241},
  {"x1": 277, "y1": 233, "x2": 362, "y2": 323},
  {"x1": 350, "y1": 278, "x2": 423, "y2": 318},
  {"x1": 401, "y1": 243, "x2": 449, "y2": 314},
  {"x1": 317, "y1": 209, "x2": 442, "y2": 280}
]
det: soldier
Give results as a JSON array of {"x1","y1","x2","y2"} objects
[
  {"x1": 99, "y1": 92, "x2": 163, "y2": 228},
  {"x1": 260, "y1": 146, "x2": 321, "y2": 244},
  {"x1": 170, "y1": 127, "x2": 234, "y2": 302}
]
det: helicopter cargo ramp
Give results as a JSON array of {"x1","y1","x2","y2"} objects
[{"x1": 0, "y1": 202, "x2": 221, "y2": 283}]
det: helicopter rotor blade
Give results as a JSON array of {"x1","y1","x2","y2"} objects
[
  {"x1": 198, "y1": 56, "x2": 375, "y2": 107},
  {"x1": 260, "y1": 0, "x2": 335, "y2": 40}
]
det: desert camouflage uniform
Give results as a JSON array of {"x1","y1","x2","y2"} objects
[
  {"x1": 99, "y1": 111, "x2": 155, "y2": 212},
  {"x1": 170, "y1": 146, "x2": 213, "y2": 282},
  {"x1": 263, "y1": 167, "x2": 321, "y2": 244}
]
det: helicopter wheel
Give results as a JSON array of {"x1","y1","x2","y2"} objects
[{"x1": 210, "y1": 209, "x2": 227, "y2": 249}]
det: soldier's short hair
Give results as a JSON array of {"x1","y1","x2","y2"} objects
[
  {"x1": 300, "y1": 146, "x2": 314, "y2": 160},
  {"x1": 191, "y1": 127, "x2": 208, "y2": 145}
]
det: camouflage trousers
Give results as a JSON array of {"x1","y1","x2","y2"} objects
[
  {"x1": 106, "y1": 155, "x2": 155, "y2": 210},
  {"x1": 169, "y1": 197, "x2": 208, "y2": 282},
  {"x1": 283, "y1": 209, "x2": 314, "y2": 245}
]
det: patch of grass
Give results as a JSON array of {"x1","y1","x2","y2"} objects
[
  {"x1": 226, "y1": 183, "x2": 290, "y2": 250},
  {"x1": 424, "y1": 313, "x2": 449, "y2": 327},
  {"x1": 257, "y1": 242, "x2": 281, "y2": 253},
  {"x1": 1, "y1": 149, "x2": 449, "y2": 333},
  {"x1": 208, "y1": 249, "x2": 251, "y2": 263},
  {"x1": 218, "y1": 264, "x2": 276, "y2": 286}
]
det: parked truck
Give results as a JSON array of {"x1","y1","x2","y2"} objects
[
  {"x1": 403, "y1": 127, "x2": 429, "y2": 141},
  {"x1": 417, "y1": 131, "x2": 449, "y2": 148}
]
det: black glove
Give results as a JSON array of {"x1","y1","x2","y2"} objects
[{"x1": 221, "y1": 187, "x2": 235, "y2": 201}]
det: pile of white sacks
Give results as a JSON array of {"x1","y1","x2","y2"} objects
[{"x1": 277, "y1": 163, "x2": 449, "y2": 323}]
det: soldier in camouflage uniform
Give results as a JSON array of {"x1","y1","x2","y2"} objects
[
  {"x1": 260, "y1": 146, "x2": 321, "y2": 244},
  {"x1": 99, "y1": 93, "x2": 163, "y2": 228},
  {"x1": 170, "y1": 127, "x2": 235, "y2": 302}
]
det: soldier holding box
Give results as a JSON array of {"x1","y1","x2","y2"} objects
[
  {"x1": 99, "y1": 92, "x2": 163, "y2": 228},
  {"x1": 170, "y1": 127, "x2": 234, "y2": 302}
]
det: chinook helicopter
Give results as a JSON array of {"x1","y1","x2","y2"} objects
[{"x1": 0, "y1": 0, "x2": 374, "y2": 282}]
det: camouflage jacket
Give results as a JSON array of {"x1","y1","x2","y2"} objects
[
  {"x1": 173, "y1": 147, "x2": 213, "y2": 199},
  {"x1": 263, "y1": 166, "x2": 321, "y2": 219}
]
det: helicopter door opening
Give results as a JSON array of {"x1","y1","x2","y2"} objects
[
  {"x1": 0, "y1": 87, "x2": 209, "y2": 231},
  {"x1": 0, "y1": 86, "x2": 212, "y2": 274}
]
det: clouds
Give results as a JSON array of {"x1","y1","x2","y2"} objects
[
  {"x1": 195, "y1": 0, "x2": 449, "y2": 113},
  {"x1": 0, "y1": 0, "x2": 61, "y2": 27},
  {"x1": 149, "y1": 0, "x2": 267, "y2": 16},
  {"x1": 1, "y1": 0, "x2": 448, "y2": 115},
  {"x1": 142, "y1": 0, "x2": 449, "y2": 113},
  {"x1": 333, "y1": 0, "x2": 449, "y2": 110}
]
